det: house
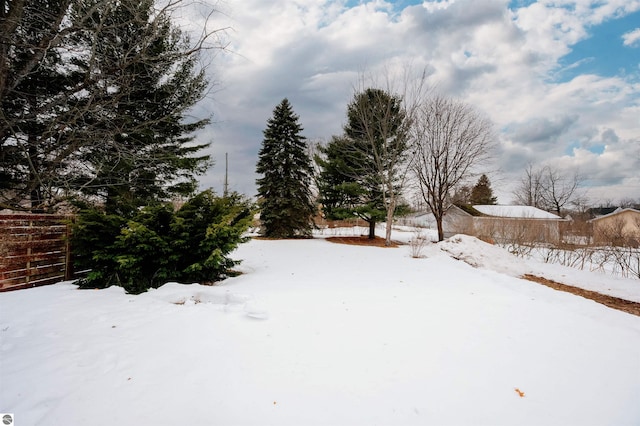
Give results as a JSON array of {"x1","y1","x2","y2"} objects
[
  {"x1": 589, "y1": 208, "x2": 640, "y2": 246},
  {"x1": 468, "y1": 205, "x2": 564, "y2": 244},
  {"x1": 402, "y1": 205, "x2": 565, "y2": 243},
  {"x1": 400, "y1": 205, "x2": 470, "y2": 238}
]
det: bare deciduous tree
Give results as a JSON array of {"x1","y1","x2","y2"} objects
[
  {"x1": 512, "y1": 164, "x2": 583, "y2": 216},
  {"x1": 412, "y1": 95, "x2": 494, "y2": 241},
  {"x1": 539, "y1": 166, "x2": 583, "y2": 216},
  {"x1": 512, "y1": 163, "x2": 544, "y2": 208},
  {"x1": 619, "y1": 197, "x2": 640, "y2": 209},
  {"x1": 451, "y1": 184, "x2": 472, "y2": 205}
]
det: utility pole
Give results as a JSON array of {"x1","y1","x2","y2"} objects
[{"x1": 223, "y1": 152, "x2": 229, "y2": 197}]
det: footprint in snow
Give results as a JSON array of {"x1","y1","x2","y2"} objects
[{"x1": 243, "y1": 300, "x2": 269, "y2": 320}]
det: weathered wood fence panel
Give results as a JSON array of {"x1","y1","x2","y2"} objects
[{"x1": 0, "y1": 214, "x2": 73, "y2": 292}]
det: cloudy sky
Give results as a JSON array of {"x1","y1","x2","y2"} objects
[{"x1": 189, "y1": 0, "x2": 639, "y2": 206}]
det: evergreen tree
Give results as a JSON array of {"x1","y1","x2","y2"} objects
[
  {"x1": 316, "y1": 135, "x2": 386, "y2": 238},
  {"x1": 0, "y1": 0, "x2": 84, "y2": 211},
  {"x1": 256, "y1": 99, "x2": 315, "y2": 238},
  {"x1": 316, "y1": 136, "x2": 364, "y2": 220},
  {"x1": 72, "y1": 190, "x2": 253, "y2": 293},
  {"x1": 0, "y1": 0, "x2": 214, "y2": 212},
  {"x1": 317, "y1": 88, "x2": 408, "y2": 241},
  {"x1": 71, "y1": 0, "x2": 210, "y2": 215},
  {"x1": 470, "y1": 174, "x2": 497, "y2": 205}
]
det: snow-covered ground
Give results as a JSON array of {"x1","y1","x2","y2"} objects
[{"x1": 1, "y1": 228, "x2": 640, "y2": 425}]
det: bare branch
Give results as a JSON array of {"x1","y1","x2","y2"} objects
[
  {"x1": 513, "y1": 164, "x2": 584, "y2": 216},
  {"x1": 412, "y1": 95, "x2": 495, "y2": 241}
]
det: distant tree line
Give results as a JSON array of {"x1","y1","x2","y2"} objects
[
  {"x1": 255, "y1": 83, "x2": 596, "y2": 244},
  {"x1": 255, "y1": 75, "x2": 495, "y2": 243}
]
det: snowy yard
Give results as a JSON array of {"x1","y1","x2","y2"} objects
[{"x1": 1, "y1": 228, "x2": 640, "y2": 425}]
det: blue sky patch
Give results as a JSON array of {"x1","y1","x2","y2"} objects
[
  {"x1": 564, "y1": 141, "x2": 580, "y2": 156},
  {"x1": 564, "y1": 142, "x2": 606, "y2": 156},
  {"x1": 588, "y1": 144, "x2": 605, "y2": 155},
  {"x1": 556, "y1": 11, "x2": 640, "y2": 82},
  {"x1": 508, "y1": 0, "x2": 537, "y2": 8}
]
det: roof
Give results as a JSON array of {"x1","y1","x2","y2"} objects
[
  {"x1": 472, "y1": 205, "x2": 562, "y2": 219},
  {"x1": 589, "y1": 208, "x2": 640, "y2": 222},
  {"x1": 587, "y1": 206, "x2": 619, "y2": 217}
]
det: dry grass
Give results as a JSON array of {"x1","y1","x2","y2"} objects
[{"x1": 522, "y1": 274, "x2": 640, "y2": 317}]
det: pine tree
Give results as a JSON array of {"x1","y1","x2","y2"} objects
[
  {"x1": 0, "y1": 0, "x2": 213, "y2": 213},
  {"x1": 0, "y1": 0, "x2": 84, "y2": 211},
  {"x1": 470, "y1": 174, "x2": 497, "y2": 205},
  {"x1": 316, "y1": 136, "x2": 366, "y2": 221},
  {"x1": 317, "y1": 88, "x2": 408, "y2": 241},
  {"x1": 71, "y1": 0, "x2": 210, "y2": 215},
  {"x1": 256, "y1": 99, "x2": 315, "y2": 238}
]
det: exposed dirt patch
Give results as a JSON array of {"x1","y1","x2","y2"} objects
[
  {"x1": 522, "y1": 274, "x2": 640, "y2": 317},
  {"x1": 253, "y1": 236, "x2": 313, "y2": 240},
  {"x1": 326, "y1": 236, "x2": 399, "y2": 248}
]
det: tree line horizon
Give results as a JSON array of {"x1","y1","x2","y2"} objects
[{"x1": 255, "y1": 90, "x2": 585, "y2": 244}]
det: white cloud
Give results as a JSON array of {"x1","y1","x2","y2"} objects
[
  {"x1": 190, "y1": 0, "x2": 640, "y2": 204},
  {"x1": 622, "y1": 28, "x2": 640, "y2": 47},
  {"x1": 422, "y1": 0, "x2": 457, "y2": 13}
]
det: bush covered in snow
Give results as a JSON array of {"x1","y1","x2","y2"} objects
[{"x1": 72, "y1": 190, "x2": 254, "y2": 293}]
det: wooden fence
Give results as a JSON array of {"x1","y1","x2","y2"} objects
[{"x1": 0, "y1": 214, "x2": 74, "y2": 292}]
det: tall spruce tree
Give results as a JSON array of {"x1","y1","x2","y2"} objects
[
  {"x1": 256, "y1": 99, "x2": 315, "y2": 238},
  {"x1": 470, "y1": 174, "x2": 497, "y2": 205}
]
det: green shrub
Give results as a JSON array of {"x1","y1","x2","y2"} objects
[
  {"x1": 72, "y1": 190, "x2": 254, "y2": 293},
  {"x1": 71, "y1": 209, "x2": 127, "y2": 289}
]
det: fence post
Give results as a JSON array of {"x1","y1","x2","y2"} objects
[
  {"x1": 25, "y1": 219, "x2": 33, "y2": 285},
  {"x1": 64, "y1": 220, "x2": 74, "y2": 280}
]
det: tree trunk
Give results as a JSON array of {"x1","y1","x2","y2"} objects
[
  {"x1": 28, "y1": 139, "x2": 43, "y2": 212},
  {"x1": 368, "y1": 220, "x2": 376, "y2": 239},
  {"x1": 385, "y1": 200, "x2": 395, "y2": 246},
  {"x1": 436, "y1": 216, "x2": 445, "y2": 242}
]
